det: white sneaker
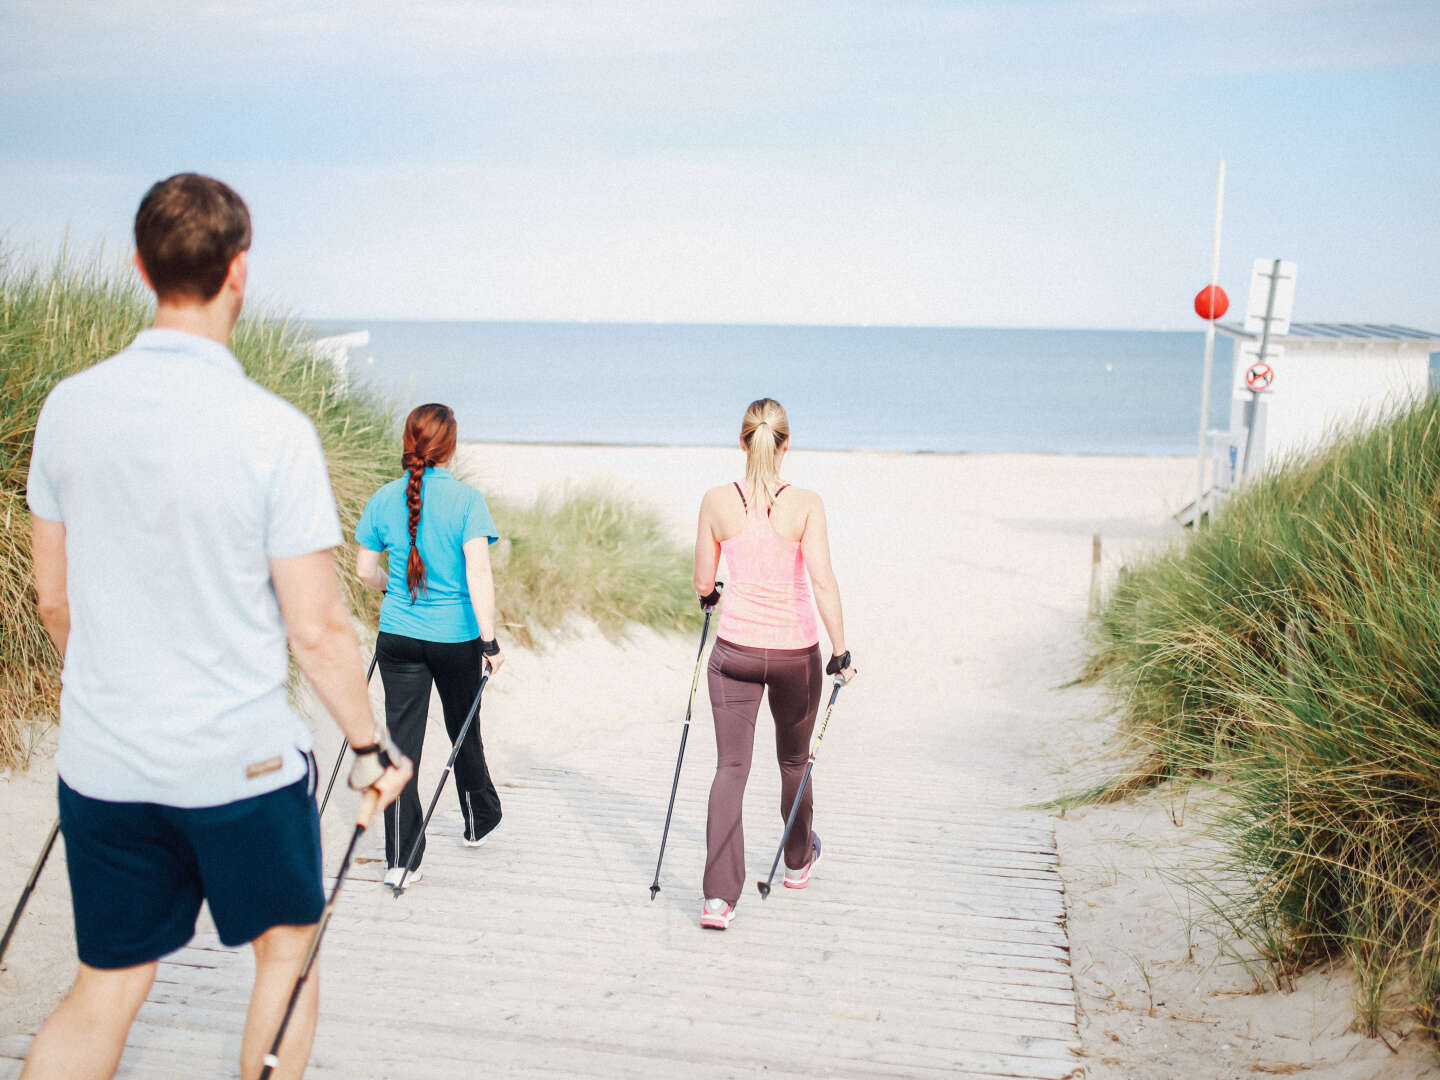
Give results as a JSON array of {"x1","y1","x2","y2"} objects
[
  {"x1": 461, "y1": 831, "x2": 491, "y2": 849},
  {"x1": 383, "y1": 866, "x2": 423, "y2": 888},
  {"x1": 700, "y1": 898, "x2": 735, "y2": 930}
]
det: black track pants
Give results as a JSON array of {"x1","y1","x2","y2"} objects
[{"x1": 377, "y1": 631, "x2": 502, "y2": 869}]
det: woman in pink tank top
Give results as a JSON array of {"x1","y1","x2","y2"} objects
[{"x1": 691, "y1": 397, "x2": 855, "y2": 931}]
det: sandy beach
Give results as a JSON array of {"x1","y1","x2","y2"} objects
[{"x1": 1, "y1": 442, "x2": 1437, "y2": 1077}]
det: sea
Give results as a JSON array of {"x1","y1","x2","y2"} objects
[{"x1": 303, "y1": 320, "x2": 1234, "y2": 456}]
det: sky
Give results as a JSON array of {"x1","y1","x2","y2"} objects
[{"x1": 2, "y1": 1, "x2": 1438, "y2": 329}]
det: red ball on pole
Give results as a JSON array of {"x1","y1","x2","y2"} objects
[{"x1": 1193, "y1": 284, "x2": 1229, "y2": 320}]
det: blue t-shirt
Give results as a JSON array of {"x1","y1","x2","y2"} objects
[{"x1": 356, "y1": 468, "x2": 499, "y2": 643}]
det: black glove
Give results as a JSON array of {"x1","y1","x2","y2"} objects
[
  {"x1": 826, "y1": 650, "x2": 852, "y2": 676},
  {"x1": 699, "y1": 581, "x2": 724, "y2": 612},
  {"x1": 478, "y1": 636, "x2": 501, "y2": 656},
  {"x1": 347, "y1": 736, "x2": 396, "y2": 791}
]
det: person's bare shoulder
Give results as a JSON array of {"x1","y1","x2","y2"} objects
[
  {"x1": 701, "y1": 482, "x2": 737, "y2": 509},
  {"x1": 784, "y1": 485, "x2": 823, "y2": 513}
]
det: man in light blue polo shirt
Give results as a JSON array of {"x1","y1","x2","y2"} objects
[{"x1": 23, "y1": 174, "x2": 411, "y2": 1080}]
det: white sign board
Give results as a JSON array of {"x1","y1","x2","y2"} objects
[
  {"x1": 1238, "y1": 340, "x2": 1284, "y2": 369},
  {"x1": 1243, "y1": 259, "x2": 1298, "y2": 336}
]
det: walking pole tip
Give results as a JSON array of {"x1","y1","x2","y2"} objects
[
  {"x1": 649, "y1": 884, "x2": 660, "y2": 901},
  {"x1": 756, "y1": 881, "x2": 771, "y2": 899}
]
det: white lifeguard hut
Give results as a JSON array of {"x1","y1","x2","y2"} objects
[
  {"x1": 310, "y1": 329, "x2": 370, "y2": 396},
  {"x1": 1210, "y1": 320, "x2": 1440, "y2": 489}
]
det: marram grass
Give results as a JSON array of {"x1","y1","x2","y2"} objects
[
  {"x1": 489, "y1": 483, "x2": 696, "y2": 648},
  {"x1": 1089, "y1": 397, "x2": 1440, "y2": 1041},
  {"x1": 1, "y1": 249, "x2": 694, "y2": 769}
]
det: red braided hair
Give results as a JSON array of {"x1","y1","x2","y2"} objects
[{"x1": 401, "y1": 403, "x2": 458, "y2": 600}]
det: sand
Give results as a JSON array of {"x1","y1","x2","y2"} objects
[{"x1": 1, "y1": 442, "x2": 1436, "y2": 1077}]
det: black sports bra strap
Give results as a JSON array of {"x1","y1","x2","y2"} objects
[
  {"x1": 764, "y1": 482, "x2": 791, "y2": 518},
  {"x1": 732, "y1": 481, "x2": 748, "y2": 511}
]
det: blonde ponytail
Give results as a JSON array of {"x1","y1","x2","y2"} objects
[{"x1": 740, "y1": 397, "x2": 790, "y2": 512}]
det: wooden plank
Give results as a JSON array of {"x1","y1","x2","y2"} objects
[
  {"x1": 4, "y1": 697, "x2": 1080, "y2": 1079},
  {"x1": 147, "y1": 961, "x2": 1080, "y2": 1035},
  {"x1": 120, "y1": 1000, "x2": 1086, "y2": 1080}
]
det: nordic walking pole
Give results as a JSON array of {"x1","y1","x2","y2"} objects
[
  {"x1": 0, "y1": 819, "x2": 60, "y2": 968},
  {"x1": 392, "y1": 661, "x2": 493, "y2": 896},
  {"x1": 318, "y1": 650, "x2": 380, "y2": 817},
  {"x1": 649, "y1": 583, "x2": 723, "y2": 900},
  {"x1": 258, "y1": 786, "x2": 381, "y2": 1080},
  {"x1": 757, "y1": 671, "x2": 851, "y2": 899}
]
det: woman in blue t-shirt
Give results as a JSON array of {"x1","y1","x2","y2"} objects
[{"x1": 356, "y1": 403, "x2": 504, "y2": 887}]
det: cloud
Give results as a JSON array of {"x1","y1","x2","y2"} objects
[
  {"x1": 5, "y1": 1, "x2": 764, "y2": 61},
  {"x1": 2, "y1": 1, "x2": 1436, "y2": 327}
]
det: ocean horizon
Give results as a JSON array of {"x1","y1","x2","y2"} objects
[{"x1": 304, "y1": 318, "x2": 1235, "y2": 456}]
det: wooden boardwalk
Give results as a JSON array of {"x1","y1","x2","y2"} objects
[{"x1": 0, "y1": 697, "x2": 1080, "y2": 1079}]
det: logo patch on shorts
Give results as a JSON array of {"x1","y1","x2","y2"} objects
[{"x1": 246, "y1": 755, "x2": 283, "y2": 780}]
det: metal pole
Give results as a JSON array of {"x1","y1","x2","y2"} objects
[
  {"x1": 0, "y1": 820, "x2": 60, "y2": 967},
  {"x1": 1193, "y1": 158, "x2": 1226, "y2": 527},
  {"x1": 392, "y1": 664, "x2": 491, "y2": 895},
  {"x1": 757, "y1": 675, "x2": 846, "y2": 899},
  {"x1": 1242, "y1": 259, "x2": 1282, "y2": 478},
  {"x1": 1087, "y1": 534, "x2": 1102, "y2": 616},
  {"x1": 318, "y1": 650, "x2": 380, "y2": 818},
  {"x1": 649, "y1": 599, "x2": 717, "y2": 900},
  {"x1": 259, "y1": 788, "x2": 380, "y2": 1080}
]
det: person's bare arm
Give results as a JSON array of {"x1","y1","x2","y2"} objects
[
  {"x1": 693, "y1": 489, "x2": 722, "y2": 597},
  {"x1": 31, "y1": 516, "x2": 70, "y2": 656},
  {"x1": 799, "y1": 494, "x2": 853, "y2": 679},
  {"x1": 355, "y1": 546, "x2": 388, "y2": 592},
  {"x1": 462, "y1": 538, "x2": 504, "y2": 674},
  {"x1": 270, "y1": 550, "x2": 411, "y2": 804}
]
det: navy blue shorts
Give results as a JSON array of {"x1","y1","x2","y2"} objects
[{"x1": 57, "y1": 762, "x2": 325, "y2": 970}]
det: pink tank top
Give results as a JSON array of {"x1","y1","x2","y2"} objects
[{"x1": 715, "y1": 482, "x2": 819, "y2": 650}]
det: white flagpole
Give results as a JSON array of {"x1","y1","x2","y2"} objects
[{"x1": 1194, "y1": 157, "x2": 1225, "y2": 526}]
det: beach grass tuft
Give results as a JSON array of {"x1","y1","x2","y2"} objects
[
  {"x1": 0, "y1": 249, "x2": 694, "y2": 769},
  {"x1": 1088, "y1": 394, "x2": 1440, "y2": 1040},
  {"x1": 487, "y1": 483, "x2": 697, "y2": 647},
  {"x1": 1, "y1": 248, "x2": 151, "y2": 768}
]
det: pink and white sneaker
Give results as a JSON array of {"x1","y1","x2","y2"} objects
[
  {"x1": 784, "y1": 832, "x2": 822, "y2": 889},
  {"x1": 700, "y1": 898, "x2": 736, "y2": 930}
]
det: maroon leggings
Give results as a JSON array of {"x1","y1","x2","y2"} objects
[{"x1": 704, "y1": 638, "x2": 823, "y2": 905}]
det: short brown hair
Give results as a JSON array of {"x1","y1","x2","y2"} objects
[{"x1": 133, "y1": 174, "x2": 251, "y2": 301}]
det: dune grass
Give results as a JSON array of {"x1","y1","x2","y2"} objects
[
  {"x1": 1, "y1": 250, "x2": 151, "y2": 767},
  {"x1": 490, "y1": 484, "x2": 696, "y2": 647},
  {"x1": 1, "y1": 249, "x2": 695, "y2": 769},
  {"x1": 1089, "y1": 397, "x2": 1440, "y2": 1038}
]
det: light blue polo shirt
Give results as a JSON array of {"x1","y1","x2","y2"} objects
[
  {"x1": 356, "y1": 468, "x2": 498, "y2": 643},
  {"x1": 26, "y1": 329, "x2": 342, "y2": 808}
]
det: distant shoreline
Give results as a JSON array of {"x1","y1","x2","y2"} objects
[
  {"x1": 313, "y1": 320, "x2": 1229, "y2": 458},
  {"x1": 459, "y1": 438, "x2": 1193, "y2": 461},
  {"x1": 306, "y1": 315, "x2": 1205, "y2": 336}
]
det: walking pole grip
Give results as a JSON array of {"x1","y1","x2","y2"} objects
[{"x1": 355, "y1": 787, "x2": 381, "y2": 830}]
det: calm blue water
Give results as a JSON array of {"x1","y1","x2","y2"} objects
[{"x1": 303, "y1": 320, "x2": 1234, "y2": 455}]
